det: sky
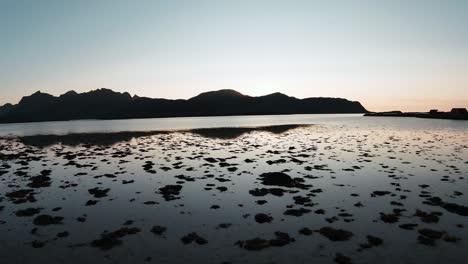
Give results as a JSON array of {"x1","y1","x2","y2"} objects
[{"x1": 1, "y1": 0, "x2": 467, "y2": 112}]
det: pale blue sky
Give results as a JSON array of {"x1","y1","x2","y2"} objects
[{"x1": 1, "y1": 0, "x2": 467, "y2": 111}]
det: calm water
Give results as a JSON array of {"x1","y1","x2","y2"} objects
[
  {"x1": 0, "y1": 115, "x2": 467, "y2": 264},
  {"x1": 1, "y1": 114, "x2": 467, "y2": 136}
]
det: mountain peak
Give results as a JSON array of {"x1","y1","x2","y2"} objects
[
  {"x1": 263, "y1": 92, "x2": 289, "y2": 97},
  {"x1": 94, "y1": 88, "x2": 118, "y2": 94},
  {"x1": 0, "y1": 103, "x2": 14, "y2": 116},
  {"x1": 29, "y1": 90, "x2": 52, "y2": 97},
  {"x1": 18, "y1": 91, "x2": 55, "y2": 105},
  {"x1": 189, "y1": 89, "x2": 246, "y2": 101},
  {"x1": 84, "y1": 88, "x2": 132, "y2": 99},
  {"x1": 1, "y1": 103, "x2": 13, "y2": 107},
  {"x1": 60, "y1": 90, "x2": 78, "y2": 97}
]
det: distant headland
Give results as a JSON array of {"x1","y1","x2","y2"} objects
[
  {"x1": 365, "y1": 108, "x2": 468, "y2": 120},
  {"x1": 0, "y1": 89, "x2": 367, "y2": 124}
]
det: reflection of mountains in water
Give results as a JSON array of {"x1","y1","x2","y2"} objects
[
  {"x1": 0, "y1": 88, "x2": 367, "y2": 124},
  {"x1": 190, "y1": 124, "x2": 309, "y2": 139},
  {"x1": 16, "y1": 124, "x2": 311, "y2": 147}
]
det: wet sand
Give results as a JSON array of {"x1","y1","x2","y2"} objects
[{"x1": 0, "y1": 124, "x2": 467, "y2": 263}]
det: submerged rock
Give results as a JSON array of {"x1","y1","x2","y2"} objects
[
  {"x1": 359, "y1": 235, "x2": 383, "y2": 250},
  {"x1": 249, "y1": 188, "x2": 286, "y2": 197},
  {"x1": 254, "y1": 213, "x2": 273, "y2": 223},
  {"x1": 181, "y1": 232, "x2": 207, "y2": 245},
  {"x1": 318, "y1": 227, "x2": 353, "y2": 241},
  {"x1": 299, "y1": 227, "x2": 313, "y2": 236},
  {"x1": 88, "y1": 187, "x2": 110, "y2": 198},
  {"x1": 150, "y1": 225, "x2": 167, "y2": 236},
  {"x1": 91, "y1": 227, "x2": 141, "y2": 250},
  {"x1": 419, "y1": 228, "x2": 444, "y2": 239},
  {"x1": 15, "y1": 208, "x2": 41, "y2": 217},
  {"x1": 159, "y1": 185, "x2": 183, "y2": 201},
  {"x1": 399, "y1": 223, "x2": 418, "y2": 230},
  {"x1": 236, "y1": 232, "x2": 295, "y2": 251},
  {"x1": 27, "y1": 175, "x2": 51, "y2": 188},
  {"x1": 334, "y1": 253, "x2": 353, "y2": 264},
  {"x1": 258, "y1": 172, "x2": 307, "y2": 189},
  {"x1": 284, "y1": 208, "x2": 311, "y2": 217},
  {"x1": 415, "y1": 209, "x2": 441, "y2": 223},
  {"x1": 33, "y1": 215, "x2": 63, "y2": 226}
]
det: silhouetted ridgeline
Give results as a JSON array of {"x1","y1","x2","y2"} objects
[
  {"x1": 0, "y1": 89, "x2": 367, "y2": 124},
  {"x1": 364, "y1": 109, "x2": 468, "y2": 120}
]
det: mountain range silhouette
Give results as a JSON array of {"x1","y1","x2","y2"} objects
[{"x1": 0, "y1": 88, "x2": 367, "y2": 123}]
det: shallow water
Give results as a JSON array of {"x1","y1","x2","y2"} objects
[
  {"x1": 1, "y1": 114, "x2": 467, "y2": 136},
  {"x1": 0, "y1": 115, "x2": 467, "y2": 264}
]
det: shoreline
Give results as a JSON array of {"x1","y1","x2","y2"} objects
[
  {"x1": 0, "y1": 112, "x2": 364, "y2": 125},
  {"x1": 364, "y1": 110, "x2": 468, "y2": 120}
]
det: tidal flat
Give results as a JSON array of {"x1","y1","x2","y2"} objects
[{"x1": 0, "y1": 122, "x2": 467, "y2": 264}]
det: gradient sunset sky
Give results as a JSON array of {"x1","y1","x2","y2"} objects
[{"x1": 1, "y1": 0, "x2": 467, "y2": 111}]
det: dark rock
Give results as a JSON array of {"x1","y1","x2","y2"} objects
[
  {"x1": 418, "y1": 229, "x2": 444, "y2": 239},
  {"x1": 334, "y1": 253, "x2": 352, "y2": 264},
  {"x1": 27, "y1": 175, "x2": 51, "y2": 188},
  {"x1": 85, "y1": 200, "x2": 99, "y2": 206},
  {"x1": 31, "y1": 240, "x2": 46, "y2": 248},
  {"x1": 284, "y1": 208, "x2": 311, "y2": 217},
  {"x1": 236, "y1": 232, "x2": 295, "y2": 251},
  {"x1": 318, "y1": 227, "x2": 353, "y2": 241},
  {"x1": 91, "y1": 227, "x2": 141, "y2": 250},
  {"x1": 299, "y1": 227, "x2": 313, "y2": 236},
  {"x1": 88, "y1": 187, "x2": 110, "y2": 198},
  {"x1": 236, "y1": 238, "x2": 270, "y2": 251},
  {"x1": 15, "y1": 208, "x2": 41, "y2": 217},
  {"x1": 259, "y1": 172, "x2": 307, "y2": 189},
  {"x1": 249, "y1": 188, "x2": 286, "y2": 197},
  {"x1": 415, "y1": 209, "x2": 440, "y2": 223},
  {"x1": 33, "y1": 215, "x2": 63, "y2": 226},
  {"x1": 181, "y1": 232, "x2": 207, "y2": 245},
  {"x1": 380, "y1": 213, "x2": 399, "y2": 223},
  {"x1": 150, "y1": 225, "x2": 167, "y2": 236},
  {"x1": 159, "y1": 184, "x2": 183, "y2": 201},
  {"x1": 399, "y1": 223, "x2": 418, "y2": 230},
  {"x1": 255, "y1": 213, "x2": 273, "y2": 223}
]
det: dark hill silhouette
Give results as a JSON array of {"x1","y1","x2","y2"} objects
[
  {"x1": 0, "y1": 103, "x2": 13, "y2": 116},
  {"x1": 0, "y1": 88, "x2": 367, "y2": 123},
  {"x1": 189, "y1": 89, "x2": 246, "y2": 101}
]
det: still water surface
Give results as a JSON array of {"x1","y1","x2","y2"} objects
[
  {"x1": 0, "y1": 114, "x2": 467, "y2": 264},
  {"x1": 1, "y1": 114, "x2": 467, "y2": 136}
]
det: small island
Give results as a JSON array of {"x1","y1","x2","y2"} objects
[
  {"x1": 364, "y1": 108, "x2": 468, "y2": 120},
  {"x1": 0, "y1": 88, "x2": 367, "y2": 124}
]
